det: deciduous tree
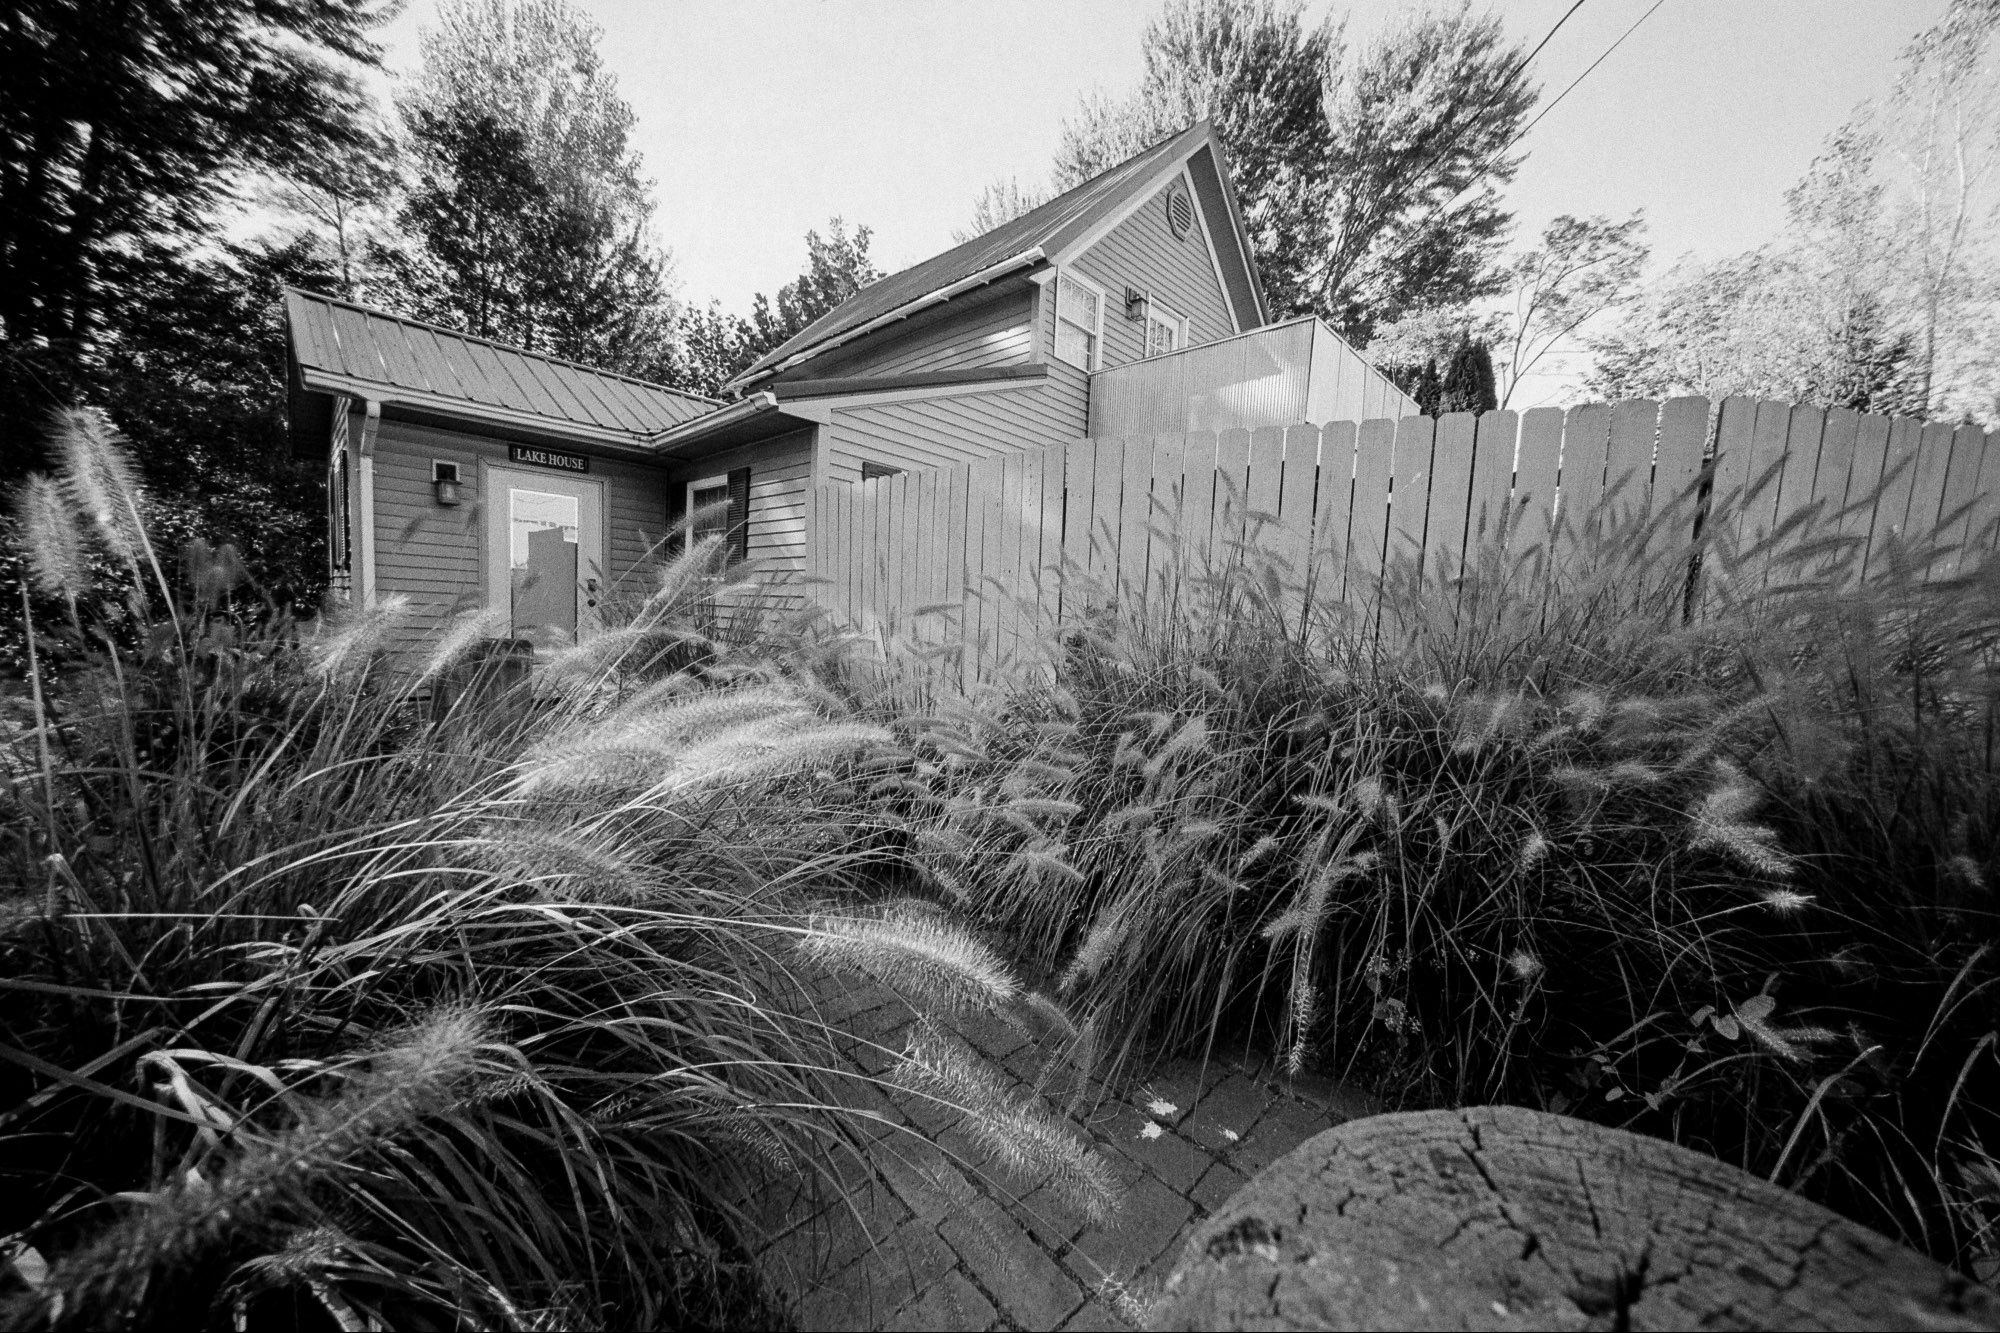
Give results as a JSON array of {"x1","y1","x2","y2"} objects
[
  {"x1": 389, "y1": 0, "x2": 676, "y2": 374},
  {"x1": 1057, "y1": 1, "x2": 1536, "y2": 339},
  {"x1": 0, "y1": 0, "x2": 390, "y2": 477}
]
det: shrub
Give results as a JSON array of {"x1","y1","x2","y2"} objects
[
  {"x1": 0, "y1": 412, "x2": 1109, "y2": 1330},
  {"x1": 892, "y1": 470, "x2": 2000, "y2": 1276}
]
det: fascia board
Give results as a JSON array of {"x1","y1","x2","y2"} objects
[
  {"x1": 1045, "y1": 146, "x2": 1205, "y2": 269},
  {"x1": 298, "y1": 367, "x2": 656, "y2": 451},
  {"x1": 777, "y1": 376, "x2": 1046, "y2": 414},
  {"x1": 727, "y1": 249, "x2": 1048, "y2": 392}
]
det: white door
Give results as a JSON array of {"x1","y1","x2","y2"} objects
[{"x1": 484, "y1": 466, "x2": 605, "y2": 650}]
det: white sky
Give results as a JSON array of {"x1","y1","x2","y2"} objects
[{"x1": 364, "y1": 0, "x2": 1948, "y2": 404}]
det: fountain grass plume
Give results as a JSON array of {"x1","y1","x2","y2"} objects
[
  {"x1": 802, "y1": 900, "x2": 1020, "y2": 1017},
  {"x1": 889, "y1": 1027, "x2": 1118, "y2": 1224},
  {"x1": 16, "y1": 1006, "x2": 492, "y2": 1332},
  {"x1": 13, "y1": 474, "x2": 87, "y2": 604}
]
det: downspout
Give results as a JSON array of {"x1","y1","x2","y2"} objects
[{"x1": 357, "y1": 400, "x2": 380, "y2": 605}]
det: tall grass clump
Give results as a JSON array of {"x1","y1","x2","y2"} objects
[
  {"x1": 0, "y1": 412, "x2": 1101, "y2": 1330},
  {"x1": 890, "y1": 467, "x2": 2000, "y2": 1276}
]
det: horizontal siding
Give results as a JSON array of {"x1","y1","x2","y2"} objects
[
  {"x1": 827, "y1": 378, "x2": 1087, "y2": 486},
  {"x1": 800, "y1": 285, "x2": 1035, "y2": 380},
  {"x1": 1072, "y1": 178, "x2": 1235, "y2": 370},
  {"x1": 665, "y1": 429, "x2": 815, "y2": 582},
  {"x1": 368, "y1": 415, "x2": 670, "y2": 654}
]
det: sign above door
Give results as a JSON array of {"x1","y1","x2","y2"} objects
[{"x1": 508, "y1": 444, "x2": 590, "y2": 474}]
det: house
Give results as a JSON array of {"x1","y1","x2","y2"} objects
[{"x1": 284, "y1": 120, "x2": 1414, "y2": 653}]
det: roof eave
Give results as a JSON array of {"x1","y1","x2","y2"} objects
[
  {"x1": 726, "y1": 248, "x2": 1048, "y2": 392},
  {"x1": 1199, "y1": 133, "x2": 1272, "y2": 327},
  {"x1": 296, "y1": 367, "x2": 673, "y2": 456}
]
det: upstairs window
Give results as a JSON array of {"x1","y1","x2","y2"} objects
[
  {"x1": 1145, "y1": 301, "x2": 1188, "y2": 359},
  {"x1": 1053, "y1": 273, "x2": 1105, "y2": 370}
]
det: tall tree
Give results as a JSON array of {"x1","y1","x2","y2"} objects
[
  {"x1": 0, "y1": 0, "x2": 390, "y2": 477},
  {"x1": 389, "y1": 0, "x2": 676, "y2": 373},
  {"x1": 1307, "y1": 3, "x2": 1539, "y2": 340},
  {"x1": 1053, "y1": 0, "x2": 1336, "y2": 315},
  {"x1": 1493, "y1": 213, "x2": 1648, "y2": 406},
  {"x1": 1056, "y1": 1, "x2": 1537, "y2": 338},
  {"x1": 953, "y1": 177, "x2": 1050, "y2": 244},
  {"x1": 1871, "y1": 0, "x2": 1999, "y2": 418},
  {"x1": 664, "y1": 219, "x2": 882, "y2": 397}
]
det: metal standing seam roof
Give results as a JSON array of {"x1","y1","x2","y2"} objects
[
  {"x1": 284, "y1": 288, "x2": 719, "y2": 438},
  {"x1": 729, "y1": 121, "x2": 1231, "y2": 387}
]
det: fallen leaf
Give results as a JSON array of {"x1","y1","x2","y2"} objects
[
  {"x1": 1138, "y1": 1122, "x2": 1164, "y2": 1140},
  {"x1": 1146, "y1": 1098, "x2": 1178, "y2": 1118},
  {"x1": 1221, "y1": 1128, "x2": 1241, "y2": 1143}
]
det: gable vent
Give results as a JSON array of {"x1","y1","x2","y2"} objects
[{"x1": 1166, "y1": 187, "x2": 1195, "y2": 240}]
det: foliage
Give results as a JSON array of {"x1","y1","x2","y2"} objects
[
  {"x1": 0, "y1": 419, "x2": 1111, "y2": 1329},
  {"x1": 1054, "y1": 0, "x2": 1336, "y2": 318},
  {"x1": 1493, "y1": 213, "x2": 1648, "y2": 406},
  {"x1": 952, "y1": 177, "x2": 1052, "y2": 245},
  {"x1": 664, "y1": 219, "x2": 883, "y2": 396},
  {"x1": 384, "y1": 0, "x2": 677, "y2": 374},
  {"x1": 1057, "y1": 0, "x2": 1537, "y2": 338},
  {"x1": 881, "y1": 468, "x2": 2000, "y2": 1277},
  {"x1": 1591, "y1": 1, "x2": 1997, "y2": 422},
  {"x1": 0, "y1": 0, "x2": 389, "y2": 478}
]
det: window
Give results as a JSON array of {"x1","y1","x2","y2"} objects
[
  {"x1": 1144, "y1": 302, "x2": 1188, "y2": 359},
  {"x1": 686, "y1": 474, "x2": 730, "y2": 545},
  {"x1": 1053, "y1": 272, "x2": 1105, "y2": 370}
]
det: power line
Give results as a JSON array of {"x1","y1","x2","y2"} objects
[
  {"x1": 1407, "y1": 0, "x2": 1670, "y2": 242},
  {"x1": 1508, "y1": 0, "x2": 1670, "y2": 157},
  {"x1": 1310, "y1": 1, "x2": 1587, "y2": 302}
]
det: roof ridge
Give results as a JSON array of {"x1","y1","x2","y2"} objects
[
  {"x1": 728, "y1": 121, "x2": 1218, "y2": 387},
  {"x1": 282, "y1": 286, "x2": 722, "y2": 405}
]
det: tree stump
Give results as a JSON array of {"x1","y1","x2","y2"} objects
[{"x1": 1150, "y1": 1105, "x2": 1999, "y2": 1331}]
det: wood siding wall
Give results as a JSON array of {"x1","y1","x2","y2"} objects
[
  {"x1": 823, "y1": 374, "x2": 1089, "y2": 486},
  {"x1": 810, "y1": 397, "x2": 2000, "y2": 682},
  {"x1": 1071, "y1": 177, "x2": 1235, "y2": 367},
  {"x1": 663, "y1": 429, "x2": 815, "y2": 580},
  {"x1": 798, "y1": 285, "x2": 1036, "y2": 381},
  {"x1": 368, "y1": 417, "x2": 674, "y2": 648}
]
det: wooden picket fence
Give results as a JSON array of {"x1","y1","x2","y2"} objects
[{"x1": 807, "y1": 397, "x2": 1999, "y2": 678}]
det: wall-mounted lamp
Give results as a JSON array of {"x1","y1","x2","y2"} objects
[
  {"x1": 1124, "y1": 286, "x2": 1149, "y2": 321},
  {"x1": 433, "y1": 461, "x2": 462, "y2": 507}
]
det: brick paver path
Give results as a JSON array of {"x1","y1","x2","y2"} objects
[{"x1": 757, "y1": 979, "x2": 1379, "y2": 1332}]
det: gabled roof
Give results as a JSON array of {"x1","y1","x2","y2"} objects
[
  {"x1": 728, "y1": 121, "x2": 1270, "y2": 390},
  {"x1": 284, "y1": 288, "x2": 717, "y2": 446}
]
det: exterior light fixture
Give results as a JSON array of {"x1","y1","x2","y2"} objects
[
  {"x1": 1125, "y1": 286, "x2": 1149, "y2": 321},
  {"x1": 433, "y1": 461, "x2": 462, "y2": 506}
]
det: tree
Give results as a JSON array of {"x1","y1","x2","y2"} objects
[
  {"x1": 263, "y1": 117, "x2": 403, "y2": 302},
  {"x1": 663, "y1": 219, "x2": 883, "y2": 396},
  {"x1": 1870, "y1": 0, "x2": 1999, "y2": 418},
  {"x1": 1056, "y1": 0, "x2": 1538, "y2": 339},
  {"x1": 1053, "y1": 0, "x2": 1336, "y2": 315},
  {"x1": 0, "y1": 0, "x2": 390, "y2": 478},
  {"x1": 1494, "y1": 213, "x2": 1648, "y2": 405},
  {"x1": 953, "y1": 177, "x2": 1050, "y2": 244},
  {"x1": 388, "y1": 0, "x2": 676, "y2": 374},
  {"x1": 1364, "y1": 304, "x2": 1503, "y2": 414}
]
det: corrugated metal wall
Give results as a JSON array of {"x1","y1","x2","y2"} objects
[{"x1": 1087, "y1": 317, "x2": 1416, "y2": 437}]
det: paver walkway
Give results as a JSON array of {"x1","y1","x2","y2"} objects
[{"x1": 755, "y1": 979, "x2": 1380, "y2": 1332}]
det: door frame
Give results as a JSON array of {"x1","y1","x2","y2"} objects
[{"x1": 479, "y1": 460, "x2": 610, "y2": 644}]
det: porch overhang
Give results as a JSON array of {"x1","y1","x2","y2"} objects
[{"x1": 647, "y1": 392, "x2": 824, "y2": 462}]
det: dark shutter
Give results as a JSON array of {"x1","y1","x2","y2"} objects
[
  {"x1": 665, "y1": 476, "x2": 687, "y2": 557},
  {"x1": 726, "y1": 466, "x2": 751, "y2": 565}
]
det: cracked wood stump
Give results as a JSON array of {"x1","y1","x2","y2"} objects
[{"x1": 1150, "y1": 1105, "x2": 1999, "y2": 1331}]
